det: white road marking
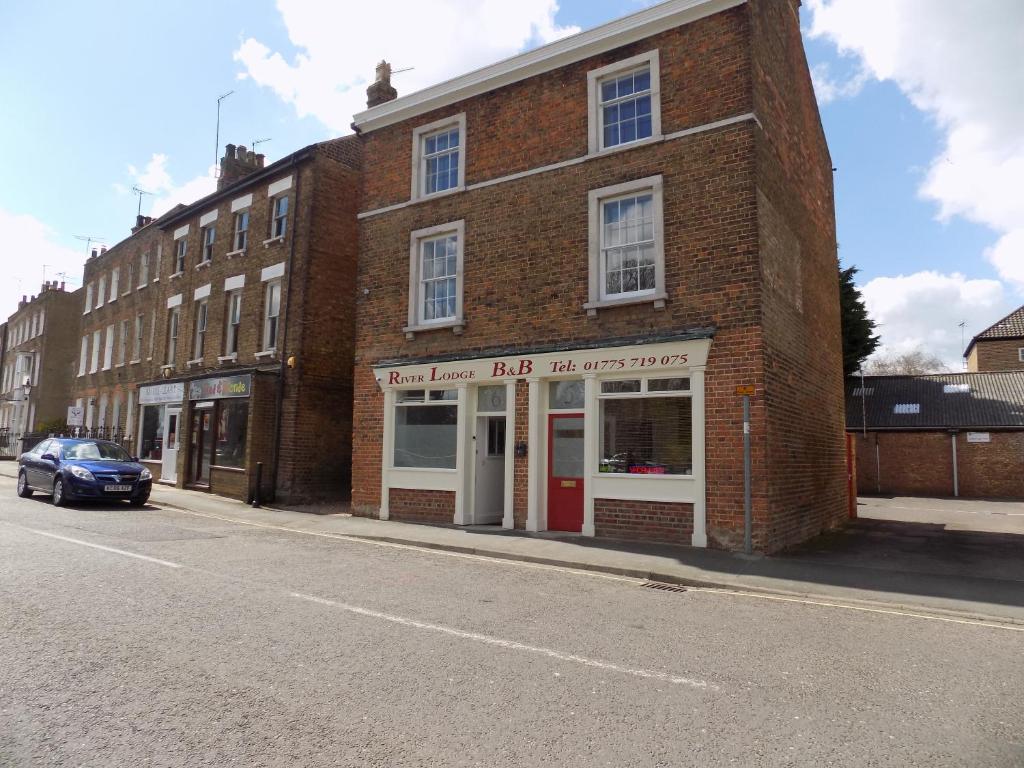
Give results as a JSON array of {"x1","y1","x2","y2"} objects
[
  {"x1": 8, "y1": 525, "x2": 182, "y2": 569},
  {"x1": 165, "y1": 507, "x2": 1024, "y2": 632},
  {"x1": 290, "y1": 591, "x2": 715, "y2": 689},
  {"x1": 686, "y1": 587, "x2": 1024, "y2": 633}
]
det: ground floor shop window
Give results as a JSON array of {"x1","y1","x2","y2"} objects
[
  {"x1": 140, "y1": 405, "x2": 165, "y2": 460},
  {"x1": 394, "y1": 389, "x2": 457, "y2": 469},
  {"x1": 214, "y1": 400, "x2": 248, "y2": 468},
  {"x1": 599, "y1": 377, "x2": 692, "y2": 475}
]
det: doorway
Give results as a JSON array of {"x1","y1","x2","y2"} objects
[
  {"x1": 162, "y1": 407, "x2": 180, "y2": 484},
  {"x1": 189, "y1": 404, "x2": 214, "y2": 487},
  {"x1": 473, "y1": 415, "x2": 506, "y2": 524},
  {"x1": 547, "y1": 413, "x2": 585, "y2": 532}
]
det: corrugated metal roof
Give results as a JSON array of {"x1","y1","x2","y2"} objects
[{"x1": 846, "y1": 372, "x2": 1024, "y2": 430}]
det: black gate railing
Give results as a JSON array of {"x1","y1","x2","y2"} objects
[{"x1": 0, "y1": 426, "x2": 136, "y2": 460}]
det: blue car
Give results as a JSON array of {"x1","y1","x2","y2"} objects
[{"x1": 17, "y1": 438, "x2": 152, "y2": 507}]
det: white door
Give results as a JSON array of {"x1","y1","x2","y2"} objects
[
  {"x1": 161, "y1": 408, "x2": 180, "y2": 483},
  {"x1": 473, "y1": 416, "x2": 506, "y2": 524}
]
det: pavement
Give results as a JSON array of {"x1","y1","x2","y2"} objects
[
  {"x1": 1, "y1": 477, "x2": 1022, "y2": 767},
  {"x1": 1, "y1": 461, "x2": 1022, "y2": 625}
]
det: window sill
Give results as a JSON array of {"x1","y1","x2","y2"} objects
[
  {"x1": 410, "y1": 185, "x2": 465, "y2": 204},
  {"x1": 262, "y1": 236, "x2": 285, "y2": 247},
  {"x1": 226, "y1": 248, "x2": 246, "y2": 259},
  {"x1": 108, "y1": 296, "x2": 117, "y2": 304},
  {"x1": 254, "y1": 349, "x2": 276, "y2": 360},
  {"x1": 402, "y1": 320, "x2": 465, "y2": 340},
  {"x1": 186, "y1": 358, "x2": 204, "y2": 369},
  {"x1": 136, "y1": 284, "x2": 147, "y2": 291},
  {"x1": 583, "y1": 292, "x2": 666, "y2": 317},
  {"x1": 217, "y1": 354, "x2": 238, "y2": 365},
  {"x1": 590, "y1": 134, "x2": 663, "y2": 159},
  {"x1": 121, "y1": 291, "x2": 131, "y2": 298},
  {"x1": 160, "y1": 364, "x2": 175, "y2": 374},
  {"x1": 129, "y1": 359, "x2": 141, "y2": 365},
  {"x1": 211, "y1": 465, "x2": 246, "y2": 474},
  {"x1": 169, "y1": 272, "x2": 184, "y2": 281},
  {"x1": 195, "y1": 260, "x2": 211, "y2": 271},
  {"x1": 152, "y1": 277, "x2": 160, "y2": 283}
]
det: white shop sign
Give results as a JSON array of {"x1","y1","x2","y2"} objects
[
  {"x1": 966, "y1": 432, "x2": 991, "y2": 443},
  {"x1": 139, "y1": 382, "x2": 186, "y2": 405},
  {"x1": 66, "y1": 406, "x2": 84, "y2": 427},
  {"x1": 374, "y1": 339, "x2": 711, "y2": 389}
]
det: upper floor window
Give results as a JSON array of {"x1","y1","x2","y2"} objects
[
  {"x1": 124, "y1": 263, "x2": 133, "y2": 295},
  {"x1": 411, "y1": 114, "x2": 466, "y2": 200},
  {"x1": 233, "y1": 211, "x2": 249, "y2": 251},
  {"x1": 584, "y1": 175, "x2": 666, "y2": 316},
  {"x1": 587, "y1": 51, "x2": 661, "y2": 154},
  {"x1": 1019, "y1": 348, "x2": 1024, "y2": 362},
  {"x1": 166, "y1": 307, "x2": 180, "y2": 365},
  {"x1": 263, "y1": 281, "x2": 281, "y2": 351},
  {"x1": 271, "y1": 196, "x2": 288, "y2": 239},
  {"x1": 193, "y1": 300, "x2": 208, "y2": 360},
  {"x1": 109, "y1": 267, "x2": 119, "y2": 301},
  {"x1": 133, "y1": 314, "x2": 144, "y2": 361},
  {"x1": 96, "y1": 275, "x2": 106, "y2": 308},
  {"x1": 225, "y1": 291, "x2": 242, "y2": 356},
  {"x1": 78, "y1": 336, "x2": 88, "y2": 376},
  {"x1": 174, "y1": 237, "x2": 187, "y2": 274},
  {"x1": 405, "y1": 221, "x2": 464, "y2": 338},
  {"x1": 201, "y1": 226, "x2": 215, "y2": 263},
  {"x1": 139, "y1": 253, "x2": 149, "y2": 286}
]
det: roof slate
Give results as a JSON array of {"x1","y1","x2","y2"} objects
[
  {"x1": 966, "y1": 305, "x2": 1024, "y2": 354},
  {"x1": 846, "y1": 371, "x2": 1024, "y2": 430}
]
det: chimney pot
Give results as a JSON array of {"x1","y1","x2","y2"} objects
[
  {"x1": 256, "y1": 153, "x2": 265, "y2": 167},
  {"x1": 90, "y1": 248, "x2": 97, "y2": 259},
  {"x1": 366, "y1": 59, "x2": 398, "y2": 108},
  {"x1": 60, "y1": 281, "x2": 65, "y2": 291}
]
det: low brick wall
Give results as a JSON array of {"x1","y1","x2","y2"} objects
[
  {"x1": 389, "y1": 488, "x2": 455, "y2": 525},
  {"x1": 594, "y1": 499, "x2": 694, "y2": 545}
]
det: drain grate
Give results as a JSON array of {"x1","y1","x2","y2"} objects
[{"x1": 640, "y1": 581, "x2": 688, "y2": 593}]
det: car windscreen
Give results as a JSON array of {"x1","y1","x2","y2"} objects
[{"x1": 62, "y1": 442, "x2": 133, "y2": 462}]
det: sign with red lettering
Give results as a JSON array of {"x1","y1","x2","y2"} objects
[{"x1": 374, "y1": 339, "x2": 712, "y2": 390}]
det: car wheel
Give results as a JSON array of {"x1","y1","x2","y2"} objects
[
  {"x1": 129, "y1": 495, "x2": 149, "y2": 508},
  {"x1": 52, "y1": 478, "x2": 67, "y2": 507},
  {"x1": 17, "y1": 471, "x2": 32, "y2": 498}
]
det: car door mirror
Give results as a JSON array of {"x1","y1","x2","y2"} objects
[{"x1": 41, "y1": 453, "x2": 57, "y2": 463}]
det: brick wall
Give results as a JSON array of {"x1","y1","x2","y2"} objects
[
  {"x1": 594, "y1": 499, "x2": 694, "y2": 545},
  {"x1": 968, "y1": 340, "x2": 1024, "y2": 372},
  {"x1": 389, "y1": 488, "x2": 456, "y2": 524},
  {"x1": 855, "y1": 430, "x2": 1024, "y2": 499}
]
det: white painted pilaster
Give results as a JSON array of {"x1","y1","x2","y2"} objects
[
  {"x1": 453, "y1": 383, "x2": 471, "y2": 525},
  {"x1": 380, "y1": 389, "x2": 395, "y2": 520},
  {"x1": 691, "y1": 366, "x2": 708, "y2": 548},
  {"x1": 502, "y1": 379, "x2": 517, "y2": 529},
  {"x1": 582, "y1": 374, "x2": 598, "y2": 537},
  {"x1": 525, "y1": 377, "x2": 542, "y2": 532}
]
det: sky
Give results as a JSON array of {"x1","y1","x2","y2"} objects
[{"x1": 0, "y1": 0, "x2": 1021, "y2": 369}]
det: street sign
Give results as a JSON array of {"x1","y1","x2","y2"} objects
[
  {"x1": 67, "y1": 406, "x2": 84, "y2": 427},
  {"x1": 735, "y1": 385, "x2": 755, "y2": 396}
]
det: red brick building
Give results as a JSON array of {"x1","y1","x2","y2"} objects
[
  {"x1": 965, "y1": 305, "x2": 1024, "y2": 373},
  {"x1": 847, "y1": 372, "x2": 1024, "y2": 499},
  {"x1": 349, "y1": 0, "x2": 847, "y2": 552}
]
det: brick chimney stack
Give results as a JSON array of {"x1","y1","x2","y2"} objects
[
  {"x1": 132, "y1": 214, "x2": 154, "y2": 234},
  {"x1": 218, "y1": 143, "x2": 266, "y2": 191},
  {"x1": 366, "y1": 60, "x2": 398, "y2": 108}
]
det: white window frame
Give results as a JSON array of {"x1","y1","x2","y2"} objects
[
  {"x1": 410, "y1": 113, "x2": 466, "y2": 201},
  {"x1": 96, "y1": 275, "x2": 106, "y2": 308},
  {"x1": 232, "y1": 211, "x2": 249, "y2": 252},
  {"x1": 192, "y1": 300, "x2": 209, "y2": 361},
  {"x1": 78, "y1": 336, "x2": 88, "y2": 376},
  {"x1": 270, "y1": 195, "x2": 288, "y2": 239},
  {"x1": 124, "y1": 263, "x2": 133, "y2": 295},
  {"x1": 102, "y1": 324, "x2": 115, "y2": 370},
  {"x1": 139, "y1": 253, "x2": 149, "y2": 286},
  {"x1": 262, "y1": 280, "x2": 282, "y2": 352},
  {"x1": 132, "y1": 314, "x2": 144, "y2": 362},
  {"x1": 109, "y1": 267, "x2": 119, "y2": 302},
  {"x1": 166, "y1": 307, "x2": 180, "y2": 365},
  {"x1": 118, "y1": 319, "x2": 129, "y2": 366},
  {"x1": 404, "y1": 220, "x2": 465, "y2": 339},
  {"x1": 587, "y1": 50, "x2": 661, "y2": 155},
  {"x1": 225, "y1": 290, "x2": 243, "y2": 356},
  {"x1": 90, "y1": 330, "x2": 101, "y2": 373},
  {"x1": 200, "y1": 225, "x2": 215, "y2": 264},
  {"x1": 584, "y1": 175, "x2": 666, "y2": 316},
  {"x1": 174, "y1": 237, "x2": 187, "y2": 274},
  {"x1": 1019, "y1": 347, "x2": 1024, "y2": 362}
]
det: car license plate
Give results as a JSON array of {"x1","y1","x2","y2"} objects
[{"x1": 104, "y1": 484, "x2": 132, "y2": 493}]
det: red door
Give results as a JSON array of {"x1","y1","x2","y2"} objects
[{"x1": 548, "y1": 413, "x2": 585, "y2": 532}]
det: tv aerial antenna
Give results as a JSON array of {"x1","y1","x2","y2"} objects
[
  {"x1": 131, "y1": 185, "x2": 153, "y2": 216},
  {"x1": 215, "y1": 90, "x2": 235, "y2": 176},
  {"x1": 252, "y1": 137, "x2": 271, "y2": 153},
  {"x1": 73, "y1": 234, "x2": 107, "y2": 256}
]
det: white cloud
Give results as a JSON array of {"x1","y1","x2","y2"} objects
[
  {"x1": 127, "y1": 154, "x2": 216, "y2": 219},
  {"x1": 0, "y1": 208, "x2": 87, "y2": 320},
  {"x1": 234, "y1": 0, "x2": 580, "y2": 133},
  {"x1": 860, "y1": 271, "x2": 1010, "y2": 369},
  {"x1": 809, "y1": 62, "x2": 869, "y2": 105},
  {"x1": 806, "y1": 1, "x2": 1024, "y2": 292}
]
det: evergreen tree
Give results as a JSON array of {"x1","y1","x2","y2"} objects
[{"x1": 839, "y1": 265, "x2": 879, "y2": 376}]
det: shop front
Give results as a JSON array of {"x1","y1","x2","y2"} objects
[
  {"x1": 137, "y1": 382, "x2": 186, "y2": 485},
  {"x1": 184, "y1": 373, "x2": 255, "y2": 498},
  {"x1": 373, "y1": 336, "x2": 711, "y2": 547}
]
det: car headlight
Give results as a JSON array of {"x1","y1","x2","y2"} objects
[
  {"x1": 140, "y1": 467, "x2": 152, "y2": 481},
  {"x1": 69, "y1": 465, "x2": 96, "y2": 482}
]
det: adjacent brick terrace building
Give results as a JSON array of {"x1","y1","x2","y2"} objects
[
  {"x1": 965, "y1": 305, "x2": 1024, "y2": 373},
  {"x1": 350, "y1": 0, "x2": 847, "y2": 553},
  {"x1": 0, "y1": 283, "x2": 80, "y2": 437},
  {"x1": 847, "y1": 372, "x2": 1024, "y2": 499}
]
